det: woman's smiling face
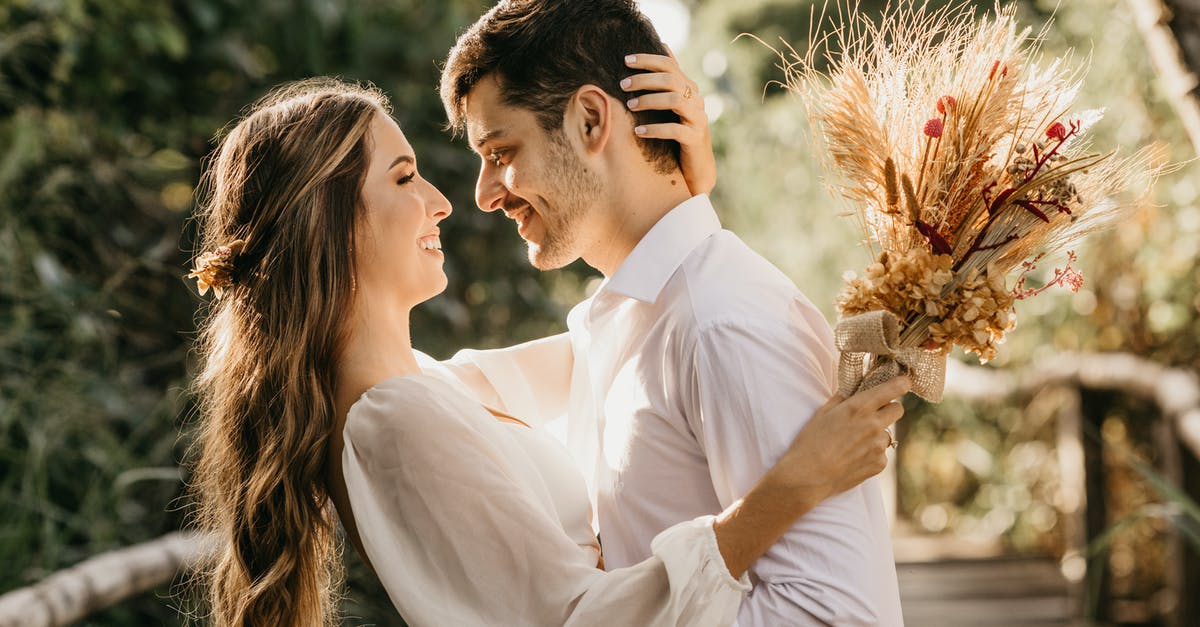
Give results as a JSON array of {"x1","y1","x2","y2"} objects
[{"x1": 355, "y1": 111, "x2": 453, "y2": 308}]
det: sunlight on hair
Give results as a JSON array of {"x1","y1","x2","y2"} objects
[{"x1": 636, "y1": 0, "x2": 690, "y2": 50}]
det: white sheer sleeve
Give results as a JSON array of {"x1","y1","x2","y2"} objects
[
  {"x1": 414, "y1": 332, "x2": 573, "y2": 428},
  {"x1": 342, "y1": 376, "x2": 748, "y2": 627}
]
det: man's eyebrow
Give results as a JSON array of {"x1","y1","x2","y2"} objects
[
  {"x1": 388, "y1": 155, "x2": 415, "y2": 170},
  {"x1": 472, "y1": 128, "x2": 506, "y2": 149}
]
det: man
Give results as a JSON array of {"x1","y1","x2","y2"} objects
[{"x1": 430, "y1": 1, "x2": 904, "y2": 624}]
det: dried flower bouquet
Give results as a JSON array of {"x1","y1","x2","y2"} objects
[{"x1": 782, "y1": 1, "x2": 1159, "y2": 401}]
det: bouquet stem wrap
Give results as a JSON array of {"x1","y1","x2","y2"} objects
[{"x1": 835, "y1": 310, "x2": 946, "y2": 402}]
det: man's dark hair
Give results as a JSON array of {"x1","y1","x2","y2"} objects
[{"x1": 440, "y1": 0, "x2": 681, "y2": 173}]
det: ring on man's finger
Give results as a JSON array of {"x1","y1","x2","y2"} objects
[
  {"x1": 682, "y1": 85, "x2": 693, "y2": 100},
  {"x1": 885, "y1": 427, "x2": 898, "y2": 449}
]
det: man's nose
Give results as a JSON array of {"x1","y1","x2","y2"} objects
[{"x1": 475, "y1": 163, "x2": 505, "y2": 213}]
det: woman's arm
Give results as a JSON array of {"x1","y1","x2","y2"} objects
[
  {"x1": 712, "y1": 376, "x2": 909, "y2": 578},
  {"x1": 343, "y1": 374, "x2": 906, "y2": 625},
  {"x1": 343, "y1": 377, "x2": 747, "y2": 626}
]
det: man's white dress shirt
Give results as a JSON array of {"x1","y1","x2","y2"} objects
[{"x1": 426, "y1": 194, "x2": 904, "y2": 626}]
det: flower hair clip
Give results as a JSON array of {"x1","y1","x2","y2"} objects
[{"x1": 188, "y1": 239, "x2": 245, "y2": 298}]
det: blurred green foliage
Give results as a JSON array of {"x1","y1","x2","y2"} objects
[
  {"x1": 3, "y1": 0, "x2": 1198, "y2": 623},
  {"x1": 0, "y1": 0, "x2": 585, "y2": 623}
]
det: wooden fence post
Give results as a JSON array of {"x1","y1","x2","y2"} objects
[
  {"x1": 1080, "y1": 387, "x2": 1115, "y2": 623},
  {"x1": 1181, "y1": 444, "x2": 1200, "y2": 624}
]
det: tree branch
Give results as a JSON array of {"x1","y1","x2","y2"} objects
[
  {"x1": 944, "y1": 351, "x2": 1200, "y2": 460},
  {"x1": 0, "y1": 531, "x2": 216, "y2": 627},
  {"x1": 1129, "y1": 0, "x2": 1200, "y2": 157}
]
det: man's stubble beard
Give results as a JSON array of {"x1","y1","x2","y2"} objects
[{"x1": 527, "y1": 131, "x2": 604, "y2": 271}]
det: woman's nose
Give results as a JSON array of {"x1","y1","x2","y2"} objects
[{"x1": 425, "y1": 180, "x2": 452, "y2": 221}]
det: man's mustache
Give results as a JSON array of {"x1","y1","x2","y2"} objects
[{"x1": 502, "y1": 198, "x2": 531, "y2": 214}]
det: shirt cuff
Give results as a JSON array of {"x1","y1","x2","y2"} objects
[{"x1": 651, "y1": 515, "x2": 753, "y2": 593}]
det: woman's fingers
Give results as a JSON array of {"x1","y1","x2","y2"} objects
[
  {"x1": 624, "y1": 52, "x2": 679, "y2": 73},
  {"x1": 627, "y1": 92, "x2": 703, "y2": 118},
  {"x1": 623, "y1": 50, "x2": 715, "y2": 196},
  {"x1": 621, "y1": 57, "x2": 702, "y2": 121},
  {"x1": 878, "y1": 400, "x2": 905, "y2": 428},
  {"x1": 849, "y1": 376, "x2": 912, "y2": 414},
  {"x1": 818, "y1": 393, "x2": 845, "y2": 412},
  {"x1": 879, "y1": 428, "x2": 894, "y2": 451},
  {"x1": 620, "y1": 71, "x2": 683, "y2": 93},
  {"x1": 634, "y1": 122, "x2": 701, "y2": 143}
]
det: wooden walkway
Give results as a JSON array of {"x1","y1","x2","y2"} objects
[{"x1": 897, "y1": 556, "x2": 1083, "y2": 626}]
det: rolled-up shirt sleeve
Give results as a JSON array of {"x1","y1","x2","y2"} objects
[
  {"x1": 685, "y1": 298, "x2": 899, "y2": 626},
  {"x1": 342, "y1": 377, "x2": 749, "y2": 627}
]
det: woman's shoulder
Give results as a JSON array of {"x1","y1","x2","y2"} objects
[{"x1": 343, "y1": 373, "x2": 477, "y2": 446}]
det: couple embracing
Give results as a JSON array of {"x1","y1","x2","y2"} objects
[{"x1": 188, "y1": 1, "x2": 910, "y2": 625}]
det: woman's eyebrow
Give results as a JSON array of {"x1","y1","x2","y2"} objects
[{"x1": 388, "y1": 155, "x2": 415, "y2": 170}]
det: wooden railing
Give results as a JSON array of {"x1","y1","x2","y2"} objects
[
  {"x1": 941, "y1": 352, "x2": 1200, "y2": 626},
  {"x1": 944, "y1": 353, "x2": 1200, "y2": 459},
  {"x1": 1, "y1": 352, "x2": 1197, "y2": 626}
]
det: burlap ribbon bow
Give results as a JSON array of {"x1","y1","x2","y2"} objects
[{"x1": 835, "y1": 310, "x2": 946, "y2": 402}]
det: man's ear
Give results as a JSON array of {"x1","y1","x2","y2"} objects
[{"x1": 565, "y1": 85, "x2": 613, "y2": 155}]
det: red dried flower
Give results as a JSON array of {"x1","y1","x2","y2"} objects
[
  {"x1": 936, "y1": 95, "x2": 956, "y2": 115},
  {"x1": 989, "y1": 60, "x2": 1000, "y2": 79},
  {"x1": 1046, "y1": 122, "x2": 1068, "y2": 140},
  {"x1": 1062, "y1": 269, "x2": 1084, "y2": 292},
  {"x1": 923, "y1": 118, "x2": 944, "y2": 138}
]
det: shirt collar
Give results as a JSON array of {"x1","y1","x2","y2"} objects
[{"x1": 603, "y1": 194, "x2": 722, "y2": 304}]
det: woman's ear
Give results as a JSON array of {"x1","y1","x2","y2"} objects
[{"x1": 565, "y1": 85, "x2": 612, "y2": 155}]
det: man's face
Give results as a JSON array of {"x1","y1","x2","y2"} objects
[{"x1": 464, "y1": 76, "x2": 602, "y2": 270}]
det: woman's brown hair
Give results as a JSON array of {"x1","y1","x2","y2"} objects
[{"x1": 187, "y1": 78, "x2": 386, "y2": 626}]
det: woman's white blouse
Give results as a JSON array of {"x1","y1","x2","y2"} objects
[{"x1": 341, "y1": 373, "x2": 749, "y2": 626}]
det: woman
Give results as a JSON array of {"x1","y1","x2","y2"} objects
[{"x1": 188, "y1": 61, "x2": 908, "y2": 626}]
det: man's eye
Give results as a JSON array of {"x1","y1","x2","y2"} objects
[{"x1": 488, "y1": 151, "x2": 507, "y2": 167}]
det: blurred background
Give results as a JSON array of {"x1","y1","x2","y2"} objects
[{"x1": 2, "y1": 0, "x2": 1198, "y2": 625}]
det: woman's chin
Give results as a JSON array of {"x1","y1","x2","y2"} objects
[{"x1": 420, "y1": 275, "x2": 450, "y2": 303}]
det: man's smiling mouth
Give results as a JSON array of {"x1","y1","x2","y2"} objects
[{"x1": 505, "y1": 204, "x2": 535, "y2": 237}]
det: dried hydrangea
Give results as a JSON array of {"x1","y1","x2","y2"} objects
[
  {"x1": 837, "y1": 248, "x2": 955, "y2": 322},
  {"x1": 927, "y1": 266, "x2": 1016, "y2": 362}
]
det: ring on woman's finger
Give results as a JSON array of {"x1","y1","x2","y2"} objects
[
  {"x1": 885, "y1": 427, "x2": 898, "y2": 449},
  {"x1": 682, "y1": 85, "x2": 693, "y2": 100}
]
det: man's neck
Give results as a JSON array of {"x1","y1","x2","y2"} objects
[{"x1": 583, "y1": 169, "x2": 693, "y2": 277}]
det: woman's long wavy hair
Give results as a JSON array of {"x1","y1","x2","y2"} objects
[{"x1": 188, "y1": 78, "x2": 386, "y2": 626}]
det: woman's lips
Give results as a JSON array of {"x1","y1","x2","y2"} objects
[{"x1": 417, "y1": 234, "x2": 443, "y2": 257}]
